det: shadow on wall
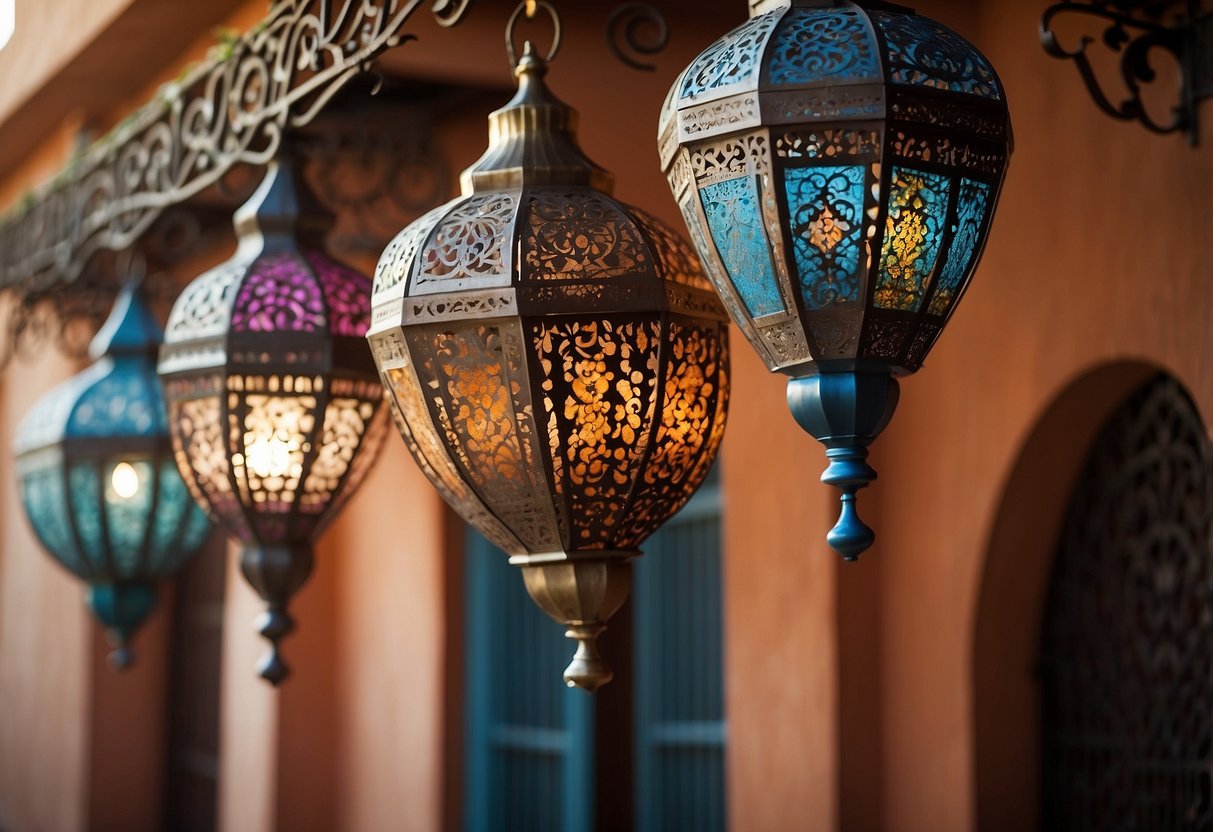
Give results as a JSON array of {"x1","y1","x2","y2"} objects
[{"x1": 970, "y1": 359, "x2": 1174, "y2": 831}]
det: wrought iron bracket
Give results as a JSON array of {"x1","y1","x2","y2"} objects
[
  {"x1": 0, "y1": 0, "x2": 669, "y2": 362},
  {"x1": 1040, "y1": 0, "x2": 1213, "y2": 143},
  {"x1": 0, "y1": 0, "x2": 669, "y2": 292}
]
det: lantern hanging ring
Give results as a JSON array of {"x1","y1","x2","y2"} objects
[{"x1": 506, "y1": 0, "x2": 562, "y2": 69}]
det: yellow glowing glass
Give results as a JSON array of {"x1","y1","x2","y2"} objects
[{"x1": 110, "y1": 462, "x2": 141, "y2": 500}]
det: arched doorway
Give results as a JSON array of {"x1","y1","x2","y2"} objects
[
  {"x1": 971, "y1": 362, "x2": 1197, "y2": 830},
  {"x1": 1039, "y1": 376, "x2": 1212, "y2": 829}
]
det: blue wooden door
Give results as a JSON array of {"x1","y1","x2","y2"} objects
[
  {"x1": 463, "y1": 529, "x2": 594, "y2": 832},
  {"x1": 633, "y1": 467, "x2": 727, "y2": 831}
]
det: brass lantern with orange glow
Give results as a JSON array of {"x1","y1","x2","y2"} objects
[{"x1": 368, "y1": 44, "x2": 730, "y2": 691}]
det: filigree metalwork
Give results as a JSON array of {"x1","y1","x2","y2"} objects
[
  {"x1": 1040, "y1": 376, "x2": 1213, "y2": 830},
  {"x1": 0, "y1": 0, "x2": 477, "y2": 295},
  {"x1": 1040, "y1": 0, "x2": 1213, "y2": 143},
  {"x1": 662, "y1": 0, "x2": 1011, "y2": 560},
  {"x1": 159, "y1": 158, "x2": 387, "y2": 686},
  {"x1": 369, "y1": 43, "x2": 728, "y2": 691},
  {"x1": 12, "y1": 287, "x2": 212, "y2": 669}
]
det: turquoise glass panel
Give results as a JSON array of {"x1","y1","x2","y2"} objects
[
  {"x1": 680, "y1": 11, "x2": 780, "y2": 99},
  {"x1": 872, "y1": 11, "x2": 1001, "y2": 99},
  {"x1": 105, "y1": 459, "x2": 154, "y2": 577},
  {"x1": 68, "y1": 463, "x2": 107, "y2": 571},
  {"x1": 700, "y1": 176, "x2": 785, "y2": 319},
  {"x1": 767, "y1": 9, "x2": 880, "y2": 86},
  {"x1": 149, "y1": 459, "x2": 210, "y2": 575},
  {"x1": 66, "y1": 363, "x2": 167, "y2": 439},
  {"x1": 784, "y1": 165, "x2": 867, "y2": 310},
  {"x1": 929, "y1": 179, "x2": 991, "y2": 316},
  {"x1": 22, "y1": 467, "x2": 82, "y2": 576},
  {"x1": 874, "y1": 167, "x2": 952, "y2": 312}
]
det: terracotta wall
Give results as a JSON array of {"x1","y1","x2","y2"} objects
[{"x1": 861, "y1": 1, "x2": 1213, "y2": 829}]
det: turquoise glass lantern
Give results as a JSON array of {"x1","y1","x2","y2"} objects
[
  {"x1": 660, "y1": 0, "x2": 1012, "y2": 559},
  {"x1": 13, "y1": 286, "x2": 212, "y2": 668}
]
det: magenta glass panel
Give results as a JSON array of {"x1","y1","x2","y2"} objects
[
  {"x1": 232, "y1": 253, "x2": 326, "y2": 333},
  {"x1": 304, "y1": 252, "x2": 372, "y2": 338}
]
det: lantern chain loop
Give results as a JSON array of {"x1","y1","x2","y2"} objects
[{"x1": 506, "y1": 0, "x2": 562, "y2": 69}]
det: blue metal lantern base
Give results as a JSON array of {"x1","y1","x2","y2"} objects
[
  {"x1": 787, "y1": 372, "x2": 900, "y2": 561},
  {"x1": 240, "y1": 543, "x2": 315, "y2": 686},
  {"x1": 88, "y1": 582, "x2": 157, "y2": 670}
]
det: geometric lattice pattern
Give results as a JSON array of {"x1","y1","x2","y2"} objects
[{"x1": 1039, "y1": 376, "x2": 1213, "y2": 831}]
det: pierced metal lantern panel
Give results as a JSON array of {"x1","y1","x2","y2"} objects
[
  {"x1": 158, "y1": 161, "x2": 389, "y2": 683},
  {"x1": 13, "y1": 287, "x2": 212, "y2": 667},
  {"x1": 369, "y1": 49, "x2": 730, "y2": 690},
  {"x1": 660, "y1": 0, "x2": 1012, "y2": 375}
]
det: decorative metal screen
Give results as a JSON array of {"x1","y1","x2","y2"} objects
[{"x1": 1039, "y1": 376, "x2": 1213, "y2": 830}]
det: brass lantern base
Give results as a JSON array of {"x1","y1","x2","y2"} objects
[
  {"x1": 240, "y1": 542, "x2": 315, "y2": 686},
  {"x1": 516, "y1": 553, "x2": 635, "y2": 692}
]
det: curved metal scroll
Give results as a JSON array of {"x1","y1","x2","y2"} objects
[
  {"x1": 606, "y1": 3, "x2": 670, "y2": 72},
  {"x1": 1040, "y1": 0, "x2": 1194, "y2": 140},
  {"x1": 0, "y1": 0, "x2": 475, "y2": 293}
]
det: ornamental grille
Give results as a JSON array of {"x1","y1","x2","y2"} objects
[{"x1": 1040, "y1": 376, "x2": 1213, "y2": 830}]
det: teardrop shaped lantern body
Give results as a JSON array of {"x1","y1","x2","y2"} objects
[
  {"x1": 369, "y1": 48, "x2": 731, "y2": 691},
  {"x1": 13, "y1": 287, "x2": 213, "y2": 669},
  {"x1": 660, "y1": 0, "x2": 1012, "y2": 558},
  {"x1": 158, "y1": 159, "x2": 389, "y2": 685}
]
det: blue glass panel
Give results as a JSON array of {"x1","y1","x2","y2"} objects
[
  {"x1": 929, "y1": 179, "x2": 992, "y2": 317},
  {"x1": 767, "y1": 9, "x2": 880, "y2": 86},
  {"x1": 22, "y1": 467, "x2": 83, "y2": 576},
  {"x1": 874, "y1": 167, "x2": 952, "y2": 312},
  {"x1": 872, "y1": 11, "x2": 1001, "y2": 99},
  {"x1": 68, "y1": 463, "x2": 107, "y2": 572},
  {"x1": 147, "y1": 458, "x2": 207, "y2": 575},
  {"x1": 700, "y1": 177, "x2": 785, "y2": 319},
  {"x1": 785, "y1": 165, "x2": 867, "y2": 310},
  {"x1": 105, "y1": 459, "x2": 154, "y2": 577},
  {"x1": 67, "y1": 364, "x2": 167, "y2": 439},
  {"x1": 680, "y1": 11, "x2": 780, "y2": 100},
  {"x1": 635, "y1": 465, "x2": 726, "y2": 832},
  {"x1": 463, "y1": 529, "x2": 593, "y2": 832}
]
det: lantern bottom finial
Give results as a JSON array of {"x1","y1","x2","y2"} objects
[
  {"x1": 787, "y1": 371, "x2": 901, "y2": 561},
  {"x1": 88, "y1": 582, "x2": 157, "y2": 671},
  {"x1": 520, "y1": 555, "x2": 634, "y2": 692},
  {"x1": 240, "y1": 543, "x2": 315, "y2": 686},
  {"x1": 255, "y1": 605, "x2": 295, "y2": 686},
  {"x1": 563, "y1": 622, "x2": 613, "y2": 692}
]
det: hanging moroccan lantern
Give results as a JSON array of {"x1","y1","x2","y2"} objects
[
  {"x1": 368, "y1": 32, "x2": 730, "y2": 691},
  {"x1": 660, "y1": 0, "x2": 1012, "y2": 559},
  {"x1": 158, "y1": 154, "x2": 389, "y2": 684},
  {"x1": 13, "y1": 286, "x2": 213, "y2": 668}
]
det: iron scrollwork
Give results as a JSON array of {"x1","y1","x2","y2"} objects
[
  {"x1": 0, "y1": 0, "x2": 476, "y2": 295},
  {"x1": 1040, "y1": 0, "x2": 1213, "y2": 142},
  {"x1": 0, "y1": 0, "x2": 674, "y2": 365}
]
